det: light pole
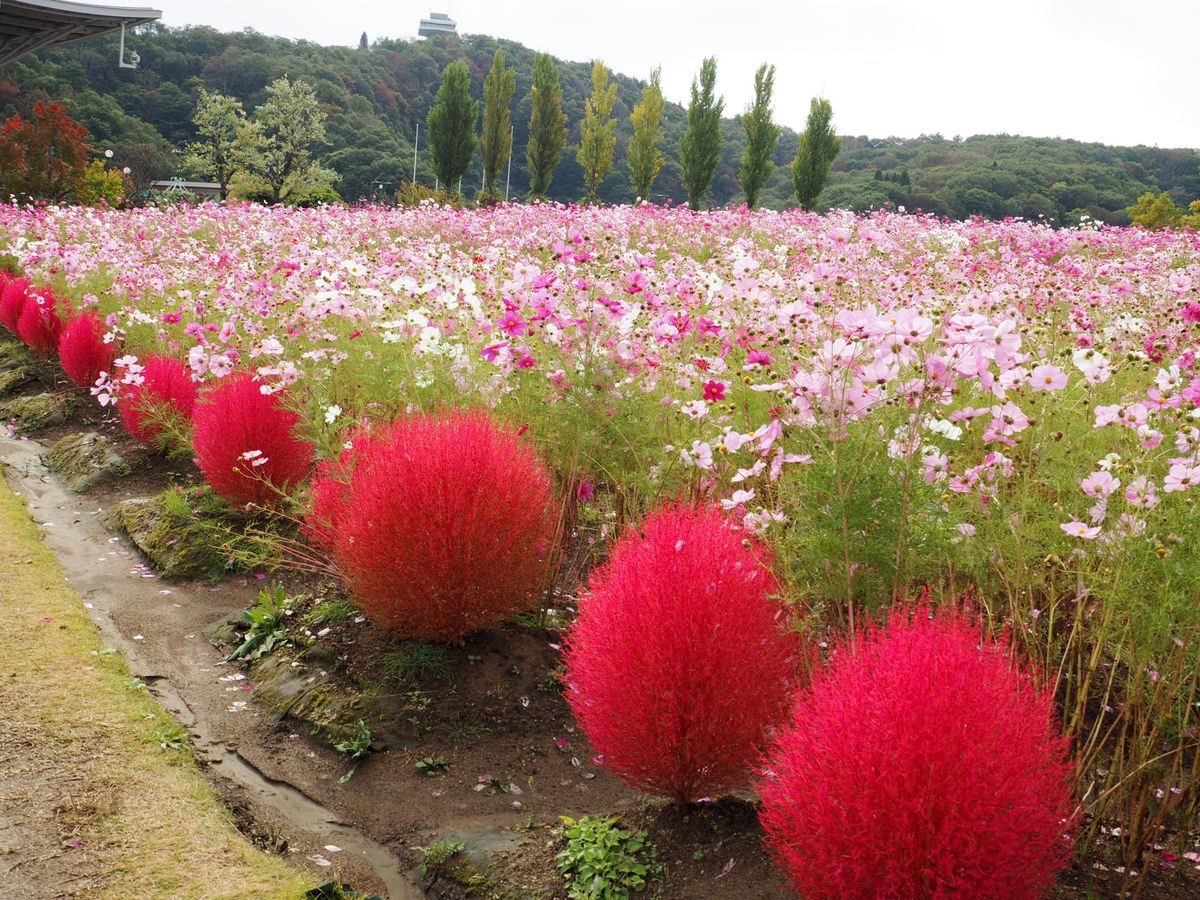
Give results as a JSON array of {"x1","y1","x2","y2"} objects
[
  {"x1": 412, "y1": 122, "x2": 419, "y2": 185},
  {"x1": 504, "y1": 124, "x2": 513, "y2": 202}
]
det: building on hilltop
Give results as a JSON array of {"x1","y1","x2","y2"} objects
[{"x1": 418, "y1": 12, "x2": 456, "y2": 37}]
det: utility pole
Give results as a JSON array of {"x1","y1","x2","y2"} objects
[
  {"x1": 504, "y1": 124, "x2": 513, "y2": 202},
  {"x1": 412, "y1": 122, "x2": 419, "y2": 185}
]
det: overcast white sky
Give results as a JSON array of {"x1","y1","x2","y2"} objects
[{"x1": 156, "y1": 1, "x2": 1198, "y2": 148}]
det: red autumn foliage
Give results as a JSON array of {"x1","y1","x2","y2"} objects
[
  {"x1": 15, "y1": 285, "x2": 65, "y2": 355},
  {"x1": 758, "y1": 604, "x2": 1076, "y2": 900},
  {"x1": 119, "y1": 354, "x2": 198, "y2": 448},
  {"x1": 0, "y1": 275, "x2": 31, "y2": 334},
  {"x1": 0, "y1": 101, "x2": 90, "y2": 200},
  {"x1": 58, "y1": 312, "x2": 115, "y2": 388},
  {"x1": 563, "y1": 504, "x2": 796, "y2": 803},
  {"x1": 306, "y1": 410, "x2": 556, "y2": 642},
  {"x1": 192, "y1": 374, "x2": 315, "y2": 506}
]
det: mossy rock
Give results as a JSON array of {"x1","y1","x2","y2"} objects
[
  {"x1": 249, "y1": 653, "x2": 367, "y2": 742},
  {"x1": 0, "y1": 337, "x2": 31, "y2": 368},
  {"x1": 0, "y1": 392, "x2": 69, "y2": 431},
  {"x1": 249, "y1": 650, "x2": 413, "y2": 746},
  {"x1": 203, "y1": 609, "x2": 245, "y2": 648},
  {"x1": 0, "y1": 364, "x2": 35, "y2": 397},
  {"x1": 45, "y1": 431, "x2": 129, "y2": 492},
  {"x1": 105, "y1": 486, "x2": 282, "y2": 579},
  {"x1": 105, "y1": 492, "x2": 234, "y2": 578}
]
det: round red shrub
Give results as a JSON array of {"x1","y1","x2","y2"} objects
[
  {"x1": 15, "y1": 286, "x2": 65, "y2": 355},
  {"x1": 192, "y1": 374, "x2": 315, "y2": 506},
  {"x1": 305, "y1": 410, "x2": 556, "y2": 642},
  {"x1": 119, "y1": 354, "x2": 198, "y2": 448},
  {"x1": 562, "y1": 505, "x2": 796, "y2": 803},
  {"x1": 58, "y1": 312, "x2": 115, "y2": 388},
  {"x1": 0, "y1": 276, "x2": 30, "y2": 334},
  {"x1": 758, "y1": 605, "x2": 1076, "y2": 900}
]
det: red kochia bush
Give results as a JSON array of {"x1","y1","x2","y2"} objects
[
  {"x1": 0, "y1": 276, "x2": 30, "y2": 334},
  {"x1": 192, "y1": 374, "x2": 315, "y2": 506},
  {"x1": 563, "y1": 505, "x2": 795, "y2": 803},
  {"x1": 119, "y1": 354, "x2": 198, "y2": 447},
  {"x1": 306, "y1": 410, "x2": 556, "y2": 642},
  {"x1": 758, "y1": 605, "x2": 1076, "y2": 900},
  {"x1": 58, "y1": 312, "x2": 115, "y2": 388},
  {"x1": 15, "y1": 286, "x2": 65, "y2": 354}
]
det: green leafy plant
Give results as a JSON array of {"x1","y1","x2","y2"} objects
[
  {"x1": 414, "y1": 755, "x2": 451, "y2": 777},
  {"x1": 145, "y1": 722, "x2": 189, "y2": 752},
  {"x1": 411, "y1": 839, "x2": 464, "y2": 877},
  {"x1": 554, "y1": 815, "x2": 659, "y2": 900},
  {"x1": 230, "y1": 585, "x2": 293, "y2": 662},
  {"x1": 334, "y1": 719, "x2": 372, "y2": 783}
]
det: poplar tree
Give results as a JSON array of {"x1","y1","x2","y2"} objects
[
  {"x1": 739, "y1": 63, "x2": 780, "y2": 209},
  {"x1": 792, "y1": 96, "x2": 842, "y2": 211},
  {"x1": 627, "y1": 67, "x2": 665, "y2": 202},
  {"x1": 576, "y1": 59, "x2": 618, "y2": 202},
  {"x1": 426, "y1": 60, "x2": 478, "y2": 193},
  {"x1": 525, "y1": 53, "x2": 566, "y2": 198},
  {"x1": 679, "y1": 57, "x2": 724, "y2": 210},
  {"x1": 480, "y1": 49, "x2": 516, "y2": 199}
]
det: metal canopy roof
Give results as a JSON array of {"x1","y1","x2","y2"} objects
[{"x1": 0, "y1": 0, "x2": 161, "y2": 67}]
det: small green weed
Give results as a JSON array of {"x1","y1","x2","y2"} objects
[
  {"x1": 412, "y1": 839, "x2": 464, "y2": 877},
  {"x1": 554, "y1": 815, "x2": 659, "y2": 900},
  {"x1": 306, "y1": 599, "x2": 358, "y2": 626},
  {"x1": 145, "y1": 722, "x2": 189, "y2": 752},
  {"x1": 379, "y1": 642, "x2": 452, "y2": 684},
  {"x1": 230, "y1": 585, "x2": 293, "y2": 662},
  {"x1": 334, "y1": 719, "x2": 372, "y2": 783},
  {"x1": 414, "y1": 755, "x2": 451, "y2": 777}
]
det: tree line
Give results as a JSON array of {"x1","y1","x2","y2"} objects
[
  {"x1": 358, "y1": 50, "x2": 838, "y2": 208},
  {"x1": 3, "y1": 25, "x2": 1198, "y2": 218}
]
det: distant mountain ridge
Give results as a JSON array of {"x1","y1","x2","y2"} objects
[{"x1": 1, "y1": 24, "x2": 1197, "y2": 221}]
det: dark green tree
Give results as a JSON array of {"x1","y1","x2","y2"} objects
[
  {"x1": 426, "y1": 60, "x2": 478, "y2": 194},
  {"x1": 791, "y1": 96, "x2": 841, "y2": 211},
  {"x1": 679, "y1": 57, "x2": 724, "y2": 209},
  {"x1": 627, "y1": 66, "x2": 665, "y2": 202},
  {"x1": 358, "y1": 32, "x2": 369, "y2": 50},
  {"x1": 576, "y1": 59, "x2": 617, "y2": 202},
  {"x1": 738, "y1": 63, "x2": 779, "y2": 209},
  {"x1": 480, "y1": 49, "x2": 516, "y2": 199},
  {"x1": 525, "y1": 52, "x2": 566, "y2": 198}
]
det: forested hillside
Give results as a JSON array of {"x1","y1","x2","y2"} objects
[{"x1": 1, "y1": 24, "x2": 1197, "y2": 220}]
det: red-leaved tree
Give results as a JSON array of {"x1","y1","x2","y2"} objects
[
  {"x1": 305, "y1": 410, "x2": 557, "y2": 642},
  {"x1": 758, "y1": 604, "x2": 1077, "y2": 899},
  {"x1": 0, "y1": 101, "x2": 90, "y2": 200},
  {"x1": 192, "y1": 374, "x2": 315, "y2": 506},
  {"x1": 563, "y1": 504, "x2": 797, "y2": 803}
]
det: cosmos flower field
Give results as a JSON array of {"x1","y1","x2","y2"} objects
[{"x1": 4, "y1": 201, "x2": 1200, "y2": 884}]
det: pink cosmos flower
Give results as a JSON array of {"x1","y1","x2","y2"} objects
[
  {"x1": 703, "y1": 380, "x2": 727, "y2": 402},
  {"x1": 1030, "y1": 364, "x2": 1067, "y2": 392},
  {"x1": 1080, "y1": 471, "x2": 1119, "y2": 499},
  {"x1": 1163, "y1": 463, "x2": 1200, "y2": 493},
  {"x1": 1061, "y1": 521, "x2": 1100, "y2": 539}
]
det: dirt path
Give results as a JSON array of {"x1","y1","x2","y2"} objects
[
  {"x1": 0, "y1": 461, "x2": 316, "y2": 899},
  {"x1": 0, "y1": 434, "x2": 423, "y2": 898}
]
